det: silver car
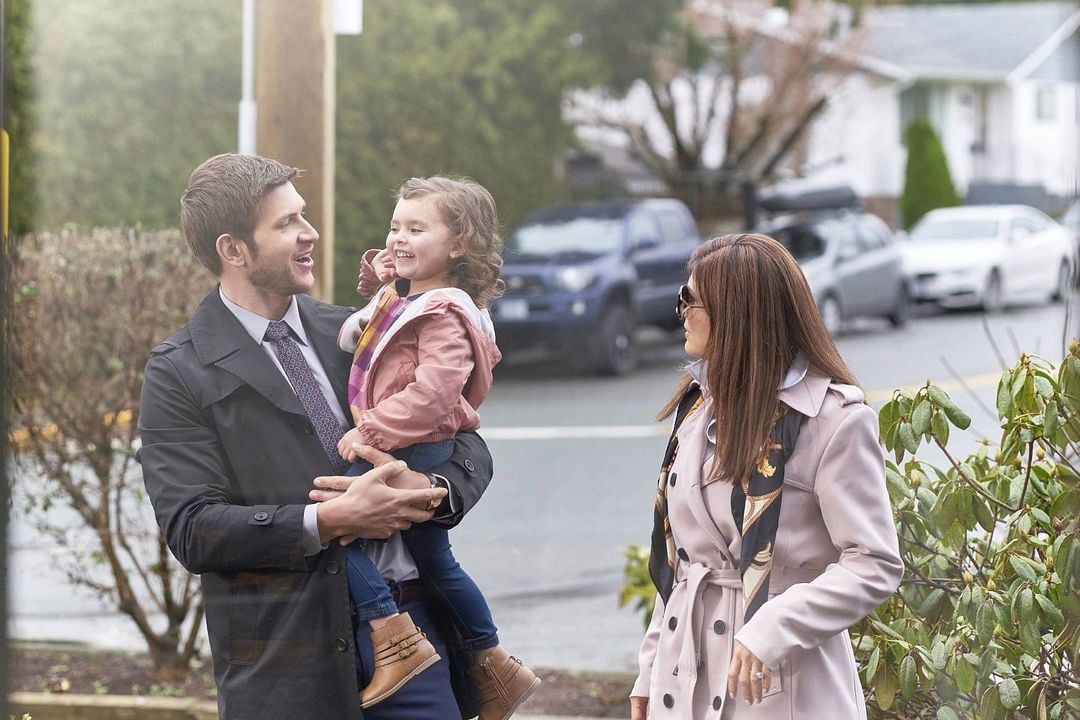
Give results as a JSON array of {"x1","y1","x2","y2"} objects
[{"x1": 903, "y1": 205, "x2": 1075, "y2": 311}]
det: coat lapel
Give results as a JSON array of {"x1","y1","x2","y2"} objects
[
  {"x1": 187, "y1": 289, "x2": 307, "y2": 417},
  {"x1": 676, "y1": 408, "x2": 738, "y2": 567}
]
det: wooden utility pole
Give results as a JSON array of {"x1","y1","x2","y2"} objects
[{"x1": 255, "y1": 0, "x2": 336, "y2": 301}]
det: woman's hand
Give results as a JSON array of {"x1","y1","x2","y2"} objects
[
  {"x1": 629, "y1": 695, "x2": 648, "y2": 720},
  {"x1": 727, "y1": 641, "x2": 772, "y2": 705}
]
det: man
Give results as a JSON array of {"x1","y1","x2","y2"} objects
[{"x1": 139, "y1": 153, "x2": 489, "y2": 719}]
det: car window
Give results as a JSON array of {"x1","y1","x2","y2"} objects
[
  {"x1": 857, "y1": 214, "x2": 891, "y2": 250},
  {"x1": 910, "y1": 218, "x2": 1000, "y2": 242},
  {"x1": 819, "y1": 219, "x2": 860, "y2": 256},
  {"x1": 655, "y1": 209, "x2": 693, "y2": 244},
  {"x1": 772, "y1": 224, "x2": 826, "y2": 261},
  {"x1": 627, "y1": 211, "x2": 662, "y2": 249},
  {"x1": 508, "y1": 215, "x2": 624, "y2": 257},
  {"x1": 1010, "y1": 216, "x2": 1041, "y2": 236}
]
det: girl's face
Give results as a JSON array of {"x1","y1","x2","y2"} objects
[
  {"x1": 681, "y1": 275, "x2": 710, "y2": 358},
  {"x1": 386, "y1": 195, "x2": 462, "y2": 294}
]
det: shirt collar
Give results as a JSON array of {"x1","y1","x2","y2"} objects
[
  {"x1": 218, "y1": 288, "x2": 309, "y2": 347},
  {"x1": 686, "y1": 350, "x2": 808, "y2": 391}
]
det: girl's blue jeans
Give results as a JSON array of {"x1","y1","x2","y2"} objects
[{"x1": 342, "y1": 439, "x2": 499, "y2": 650}]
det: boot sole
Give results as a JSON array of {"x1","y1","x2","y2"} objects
[
  {"x1": 493, "y1": 676, "x2": 542, "y2": 720},
  {"x1": 360, "y1": 653, "x2": 442, "y2": 708}
]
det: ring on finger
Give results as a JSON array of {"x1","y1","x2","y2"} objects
[
  {"x1": 427, "y1": 497, "x2": 440, "y2": 510},
  {"x1": 753, "y1": 671, "x2": 765, "y2": 680}
]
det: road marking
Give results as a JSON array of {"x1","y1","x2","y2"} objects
[{"x1": 483, "y1": 371, "x2": 1005, "y2": 440}]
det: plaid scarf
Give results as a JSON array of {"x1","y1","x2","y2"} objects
[
  {"x1": 649, "y1": 386, "x2": 803, "y2": 622},
  {"x1": 346, "y1": 283, "x2": 413, "y2": 425}
]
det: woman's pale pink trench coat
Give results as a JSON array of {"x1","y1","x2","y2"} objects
[{"x1": 633, "y1": 369, "x2": 904, "y2": 719}]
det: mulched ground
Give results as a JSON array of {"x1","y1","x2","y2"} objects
[{"x1": 8, "y1": 645, "x2": 635, "y2": 718}]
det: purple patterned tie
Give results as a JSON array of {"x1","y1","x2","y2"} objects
[{"x1": 264, "y1": 320, "x2": 349, "y2": 473}]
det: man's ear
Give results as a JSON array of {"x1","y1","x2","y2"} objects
[{"x1": 216, "y1": 233, "x2": 251, "y2": 269}]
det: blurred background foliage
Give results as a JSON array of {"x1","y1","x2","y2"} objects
[{"x1": 11, "y1": 0, "x2": 679, "y2": 303}]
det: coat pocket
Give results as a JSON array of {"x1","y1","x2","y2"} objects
[{"x1": 227, "y1": 572, "x2": 266, "y2": 666}]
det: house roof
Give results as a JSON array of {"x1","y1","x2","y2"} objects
[{"x1": 861, "y1": 1, "x2": 1080, "y2": 82}]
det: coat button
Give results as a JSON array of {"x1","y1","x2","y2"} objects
[
  {"x1": 303, "y1": 423, "x2": 314, "y2": 435},
  {"x1": 713, "y1": 696, "x2": 722, "y2": 710},
  {"x1": 253, "y1": 511, "x2": 269, "y2": 522},
  {"x1": 464, "y1": 459, "x2": 475, "y2": 472},
  {"x1": 326, "y1": 561, "x2": 340, "y2": 575},
  {"x1": 668, "y1": 472, "x2": 678, "y2": 487},
  {"x1": 662, "y1": 693, "x2": 674, "y2": 708},
  {"x1": 668, "y1": 616, "x2": 677, "y2": 630},
  {"x1": 334, "y1": 638, "x2": 348, "y2": 652},
  {"x1": 677, "y1": 547, "x2": 689, "y2": 561},
  {"x1": 713, "y1": 620, "x2": 727, "y2": 634}
]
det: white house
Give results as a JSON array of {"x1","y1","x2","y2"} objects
[{"x1": 806, "y1": 1, "x2": 1080, "y2": 219}]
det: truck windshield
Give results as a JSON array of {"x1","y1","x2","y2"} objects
[{"x1": 507, "y1": 216, "x2": 623, "y2": 257}]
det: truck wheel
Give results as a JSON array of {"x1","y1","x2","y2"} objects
[{"x1": 593, "y1": 304, "x2": 637, "y2": 375}]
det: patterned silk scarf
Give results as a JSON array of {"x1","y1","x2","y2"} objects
[
  {"x1": 346, "y1": 282, "x2": 413, "y2": 425},
  {"x1": 649, "y1": 385, "x2": 803, "y2": 624}
]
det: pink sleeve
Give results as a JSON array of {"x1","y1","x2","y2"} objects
[
  {"x1": 631, "y1": 593, "x2": 665, "y2": 698},
  {"x1": 358, "y1": 311, "x2": 475, "y2": 449},
  {"x1": 734, "y1": 405, "x2": 903, "y2": 669}
]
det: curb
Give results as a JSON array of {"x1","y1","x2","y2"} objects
[{"x1": 8, "y1": 692, "x2": 604, "y2": 720}]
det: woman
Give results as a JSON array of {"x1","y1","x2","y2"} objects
[{"x1": 630, "y1": 234, "x2": 903, "y2": 719}]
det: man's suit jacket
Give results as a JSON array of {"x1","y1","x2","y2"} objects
[{"x1": 138, "y1": 288, "x2": 490, "y2": 719}]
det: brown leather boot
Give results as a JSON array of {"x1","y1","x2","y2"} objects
[
  {"x1": 469, "y1": 646, "x2": 542, "y2": 720},
  {"x1": 359, "y1": 612, "x2": 441, "y2": 708}
]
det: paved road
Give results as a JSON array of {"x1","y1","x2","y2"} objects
[{"x1": 9, "y1": 300, "x2": 1076, "y2": 672}]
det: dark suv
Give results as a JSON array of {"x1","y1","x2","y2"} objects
[{"x1": 493, "y1": 198, "x2": 701, "y2": 374}]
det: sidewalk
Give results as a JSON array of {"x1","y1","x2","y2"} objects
[{"x1": 8, "y1": 692, "x2": 607, "y2": 720}]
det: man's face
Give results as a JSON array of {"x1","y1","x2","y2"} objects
[{"x1": 247, "y1": 182, "x2": 319, "y2": 297}]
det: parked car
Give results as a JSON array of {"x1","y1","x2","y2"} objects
[
  {"x1": 902, "y1": 205, "x2": 1075, "y2": 311},
  {"x1": 492, "y1": 198, "x2": 701, "y2": 374},
  {"x1": 757, "y1": 186, "x2": 909, "y2": 335}
]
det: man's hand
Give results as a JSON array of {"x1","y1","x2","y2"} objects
[
  {"x1": 371, "y1": 247, "x2": 397, "y2": 283},
  {"x1": 310, "y1": 450, "x2": 446, "y2": 545}
]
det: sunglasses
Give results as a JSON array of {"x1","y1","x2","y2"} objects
[{"x1": 676, "y1": 284, "x2": 705, "y2": 319}]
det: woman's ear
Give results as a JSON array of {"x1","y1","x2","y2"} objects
[{"x1": 216, "y1": 233, "x2": 250, "y2": 269}]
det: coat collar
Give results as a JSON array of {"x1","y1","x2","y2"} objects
[{"x1": 187, "y1": 287, "x2": 353, "y2": 416}]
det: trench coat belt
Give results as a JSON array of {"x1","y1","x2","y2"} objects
[{"x1": 675, "y1": 562, "x2": 823, "y2": 711}]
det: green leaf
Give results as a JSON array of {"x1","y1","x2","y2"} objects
[
  {"x1": 955, "y1": 654, "x2": 976, "y2": 694},
  {"x1": 998, "y1": 678, "x2": 1021, "y2": 710},
  {"x1": 981, "y1": 684, "x2": 1005, "y2": 719},
  {"x1": 973, "y1": 493, "x2": 996, "y2": 533},
  {"x1": 931, "y1": 639, "x2": 947, "y2": 670},
  {"x1": 874, "y1": 663, "x2": 898, "y2": 710},
  {"x1": 1011, "y1": 555, "x2": 1040, "y2": 582},
  {"x1": 1035, "y1": 593, "x2": 1065, "y2": 628},
  {"x1": 900, "y1": 654, "x2": 917, "y2": 700},
  {"x1": 937, "y1": 707, "x2": 961, "y2": 720},
  {"x1": 977, "y1": 602, "x2": 996, "y2": 645},
  {"x1": 1044, "y1": 400, "x2": 1060, "y2": 438},
  {"x1": 998, "y1": 370, "x2": 1015, "y2": 418},
  {"x1": 929, "y1": 385, "x2": 972, "y2": 429},
  {"x1": 931, "y1": 409, "x2": 950, "y2": 445},
  {"x1": 879, "y1": 400, "x2": 898, "y2": 440},
  {"x1": 912, "y1": 399, "x2": 933, "y2": 437},
  {"x1": 1034, "y1": 375, "x2": 1054, "y2": 398},
  {"x1": 866, "y1": 644, "x2": 881, "y2": 684},
  {"x1": 899, "y1": 422, "x2": 920, "y2": 455},
  {"x1": 1012, "y1": 367, "x2": 1030, "y2": 399}
]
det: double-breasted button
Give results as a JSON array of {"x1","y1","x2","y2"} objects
[
  {"x1": 669, "y1": 472, "x2": 678, "y2": 487},
  {"x1": 662, "y1": 693, "x2": 674, "y2": 708},
  {"x1": 668, "y1": 616, "x2": 677, "y2": 630},
  {"x1": 334, "y1": 638, "x2": 348, "y2": 652},
  {"x1": 677, "y1": 548, "x2": 689, "y2": 562},
  {"x1": 253, "y1": 511, "x2": 269, "y2": 522},
  {"x1": 464, "y1": 459, "x2": 476, "y2": 472},
  {"x1": 713, "y1": 696, "x2": 722, "y2": 710},
  {"x1": 713, "y1": 619, "x2": 727, "y2": 635},
  {"x1": 326, "y1": 561, "x2": 340, "y2": 575}
]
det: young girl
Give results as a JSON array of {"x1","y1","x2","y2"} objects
[{"x1": 335, "y1": 176, "x2": 539, "y2": 718}]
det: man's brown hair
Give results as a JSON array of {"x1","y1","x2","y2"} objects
[{"x1": 180, "y1": 153, "x2": 299, "y2": 274}]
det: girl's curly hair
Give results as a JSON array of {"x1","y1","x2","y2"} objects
[{"x1": 396, "y1": 176, "x2": 504, "y2": 308}]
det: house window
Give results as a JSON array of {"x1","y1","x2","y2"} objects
[{"x1": 1035, "y1": 85, "x2": 1056, "y2": 122}]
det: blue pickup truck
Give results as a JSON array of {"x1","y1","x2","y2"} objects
[{"x1": 492, "y1": 198, "x2": 701, "y2": 374}]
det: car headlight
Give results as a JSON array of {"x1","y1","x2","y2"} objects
[{"x1": 555, "y1": 267, "x2": 596, "y2": 292}]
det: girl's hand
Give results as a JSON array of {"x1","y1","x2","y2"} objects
[
  {"x1": 727, "y1": 641, "x2": 772, "y2": 705},
  {"x1": 629, "y1": 695, "x2": 648, "y2": 720},
  {"x1": 336, "y1": 428, "x2": 366, "y2": 462},
  {"x1": 372, "y1": 247, "x2": 396, "y2": 283}
]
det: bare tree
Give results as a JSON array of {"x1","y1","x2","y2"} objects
[
  {"x1": 568, "y1": 0, "x2": 865, "y2": 219},
  {"x1": 10, "y1": 227, "x2": 211, "y2": 679}
]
